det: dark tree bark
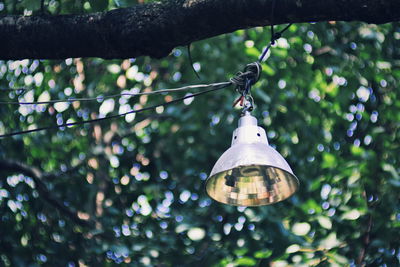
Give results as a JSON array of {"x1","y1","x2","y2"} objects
[{"x1": 0, "y1": 0, "x2": 399, "y2": 60}]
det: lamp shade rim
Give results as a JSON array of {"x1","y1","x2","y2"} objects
[
  {"x1": 207, "y1": 164, "x2": 299, "y2": 183},
  {"x1": 205, "y1": 164, "x2": 300, "y2": 206}
]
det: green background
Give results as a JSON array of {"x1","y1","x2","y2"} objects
[{"x1": 0, "y1": 0, "x2": 399, "y2": 266}]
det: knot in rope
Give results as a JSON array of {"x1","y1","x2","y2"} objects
[
  {"x1": 230, "y1": 62, "x2": 262, "y2": 95},
  {"x1": 230, "y1": 62, "x2": 261, "y2": 109},
  {"x1": 271, "y1": 32, "x2": 282, "y2": 45}
]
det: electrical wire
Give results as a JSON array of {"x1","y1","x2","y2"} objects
[
  {"x1": 258, "y1": 23, "x2": 292, "y2": 63},
  {"x1": 0, "y1": 82, "x2": 230, "y2": 105},
  {"x1": 270, "y1": 0, "x2": 277, "y2": 45},
  {"x1": 0, "y1": 82, "x2": 231, "y2": 138},
  {"x1": 0, "y1": 88, "x2": 29, "y2": 93},
  {"x1": 258, "y1": 0, "x2": 292, "y2": 63},
  {"x1": 187, "y1": 44, "x2": 202, "y2": 81}
]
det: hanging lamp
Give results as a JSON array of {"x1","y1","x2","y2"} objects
[{"x1": 205, "y1": 63, "x2": 299, "y2": 206}]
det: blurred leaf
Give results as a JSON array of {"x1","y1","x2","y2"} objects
[
  {"x1": 317, "y1": 216, "x2": 332, "y2": 230},
  {"x1": 341, "y1": 209, "x2": 361, "y2": 220},
  {"x1": 322, "y1": 152, "x2": 337, "y2": 168},
  {"x1": 254, "y1": 250, "x2": 273, "y2": 259},
  {"x1": 235, "y1": 257, "x2": 257, "y2": 266}
]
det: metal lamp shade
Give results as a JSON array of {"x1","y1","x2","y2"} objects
[{"x1": 206, "y1": 113, "x2": 299, "y2": 206}]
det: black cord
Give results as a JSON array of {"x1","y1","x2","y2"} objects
[
  {"x1": 258, "y1": 0, "x2": 292, "y2": 62},
  {"x1": 0, "y1": 88, "x2": 29, "y2": 93},
  {"x1": 0, "y1": 83, "x2": 230, "y2": 138},
  {"x1": 0, "y1": 82, "x2": 230, "y2": 105},
  {"x1": 0, "y1": 64, "x2": 263, "y2": 138},
  {"x1": 187, "y1": 44, "x2": 201, "y2": 81},
  {"x1": 0, "y1": 49, "x2": 269, "y2": 138},
  {"x1": 258, "y1": 23, "x2": 292, "y2": 62},
  {"x1": 270, "y1": 0, "x2": 276, "y2": 45}
]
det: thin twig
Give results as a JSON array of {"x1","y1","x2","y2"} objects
[
  {"x1": 356, "y1": 190, "x2": 374, "y2": 266},
  {"x1": 0, "y1": 159, "x2": 95, "y2": 227},
  {"x1": 356, "y1": 214, "x2": 373, "y2": 266},
  {"x1": 187, "y1": 44, "x2": 201, "y2": 81}
]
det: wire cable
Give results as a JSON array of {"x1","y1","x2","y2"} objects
[
  {"x1": 0, "y1": 88, "x2": 29, "y2": 93},
  {"x1": 187, "y1": 44, "x2": 202, "y2": 81},
  {"x1": 258, "y1": 23, "x2": 292, "y2": 63},
  {"x1": 0, "y1": 82, "x2": 230, "y2": 105},
  {"x1": 0, "y1": 82, "x2": 231, "y2": 138},
  {"x1": 258, "y1": 0, "x2": 292, "y2": 63},
  {"x1": 270, "y1": 0, "x2": 277, "y2": 45}
]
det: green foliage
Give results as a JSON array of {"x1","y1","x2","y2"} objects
[{"x1": 0, "y1": 2, "x2": 400, "y2": 266}]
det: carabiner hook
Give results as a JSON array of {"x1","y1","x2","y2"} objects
[{"x1": 242, "y1": 94, "x2": 254, "y2": 115}]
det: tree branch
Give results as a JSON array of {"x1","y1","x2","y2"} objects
[
  {"x1": 356, "y1": 214, "x2": 373, "y2": 266},
  {"x1": 42, "y1": 161, "x2": 85, "y2": 181},
  {"x1": 0, "y1": 0, "x2": 399, "y2": 60},
  {"x1": 0, "y1": 159, "x2": 95, "y2": 228}
]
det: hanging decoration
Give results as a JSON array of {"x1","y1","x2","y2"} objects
[
  {"x1": 204, "y1": 16, "x2": 297, "y2": 206},
  {"x1": 206, "y1": 62, "x2": 299, "y2": 206}
]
